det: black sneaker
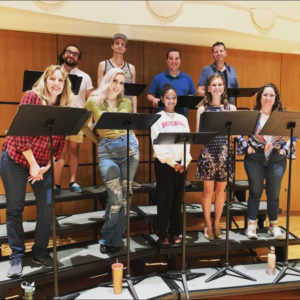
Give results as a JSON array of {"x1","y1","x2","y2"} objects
[
  {"x1": 32, "y1": 255, "x2": 53, "y2": 269},
  {"x1": 7, "y1": 256, "x2": 23, "y2": 278},
  {"x1": 54, "y1": 185, "x2": 61, "y2": 196},
  {"x1": 100, "y1": 243, "x2": 112, "y2": 254}
]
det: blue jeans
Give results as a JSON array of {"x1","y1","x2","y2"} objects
[
  {"x1": 244, "y1": 151, "x2": 286, "y2": 222},
  {"x1": 0, "y1": 150, "x2": 52, "y2": 259},
  {"x1": 98, "y1": 134, "x2": 139, "y2": 247}
]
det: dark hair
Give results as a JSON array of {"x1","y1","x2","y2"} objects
[
  {"x1": 212, "y1": 41, "x2": 226, "y2": 53},
  {"x1": 58, "y1": 44, "x2": 82, "y2": 64},
  {"x1": 161, "y1": 83, "x2": 177, "y2": 98},
  {"x1": 166, "y1": 48, "x2": 181, "y2": 59},
  {"x1": 254, "y1": 83, "x2": 283, "y2": 111},
  {"x1": 196, "y1": 74, "x2": 229, "y2": 109}
]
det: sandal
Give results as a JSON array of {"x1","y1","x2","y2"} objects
[
  {"x1": 204, "y1": 227, "x2": 214, "y2": 241},
  {"x1": 214, "y1": 226, "x2": 222, "y2": 239},
  {"x1": 172, "y1": 235, "x2": 181, "y2": 244},
  {"x1": 214, "y1": 230, "x2": 223, "y2": 239},
  {"x1": 159, "y1": 237, "x2": 170, "y2": 246}
]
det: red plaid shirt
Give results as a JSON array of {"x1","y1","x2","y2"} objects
[{"x1": 2, "y1": 91, "x2": 65, "y2": 168}]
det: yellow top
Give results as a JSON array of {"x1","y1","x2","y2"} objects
[{"x1": 83, "y1": 97, "x2": 132, "y2": 143}]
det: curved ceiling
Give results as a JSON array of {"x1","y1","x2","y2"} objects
[{"x1": 0, "y1": 1, "x2": 300, "y2": 54}]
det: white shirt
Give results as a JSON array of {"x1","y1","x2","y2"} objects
[
  {"x1": 151, "y1": 110, "x2": 192, "y2": 168},
  {"x1": 69, "y1": 67, "x2": 93, "y2": 108}
]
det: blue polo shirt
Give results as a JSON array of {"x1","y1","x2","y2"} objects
[
  {"x1": 198, "y1": 63, "x2": 239, "y2": 104},
  {"x1": 148, "y1": 70, "x2": 196, "y2": 116}
]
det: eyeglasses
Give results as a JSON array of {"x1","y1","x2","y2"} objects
[
  {"x1": 262, "y1": 93, "x2": 276, "y2": 98},
  {"x1": 65, "y1": 50, "x2": 80, "y2": 58}
]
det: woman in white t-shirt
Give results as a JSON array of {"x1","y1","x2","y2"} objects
[{"x1": 151, "y1": 83, "x2": 192, "y2": 245}]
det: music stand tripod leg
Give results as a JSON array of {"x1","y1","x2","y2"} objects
[
  {"x1": 126, "y1": 275, "x2": 139, "y2": 299},
  {"x1": 124, "y1": 128, "x2": 139, "y2": 299},
  {"x1": 273, "y1": 125, "x2": 300, "y2": 284},
  {"x1": 206, "y1": 123, "x2": 257, "y2": 283},
  {"x1": 47, "y1": 132, "x2": 59, "y2": 299},
  {"x1": 181, "y1": 271, "x2": 189, "y2": 299}
]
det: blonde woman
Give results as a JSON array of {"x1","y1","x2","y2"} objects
[
  {"x1": 83, "y1": 68, "x2": 139, "y2": 254},
  {"x1": 0, "y1": 65, "x2": 72, "y2": 277}
]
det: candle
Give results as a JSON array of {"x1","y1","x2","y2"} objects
[{"x1": 112, "y1": 262, "x2": 123, "y2": 294}]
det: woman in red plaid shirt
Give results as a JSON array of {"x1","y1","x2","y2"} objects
[{"x1": 0, "y1": 65, "x2": 73, "y2": 278}]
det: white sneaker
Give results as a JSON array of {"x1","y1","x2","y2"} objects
[
  {"x1": 268, "y1": 226, "x2": 285, "y2": 240},
  {"x1": 246, "y1": 224, "x2": 257, "y2": 239}
]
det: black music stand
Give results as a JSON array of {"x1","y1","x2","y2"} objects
[
  {"x1": 95, "y1": 112, "x2": 160, "y2": 300},
  {"x1": 227, "y1": 87, "x2": 259, "y2": 108},
  {"x1": 124, "y1": 83, "x2": 147, "y2": 96},
  {"x1": 23, "y1": 70, "x2": 82, "y2": 95},
  {"x1": 7, "y1": 105, "x2": 91, "y2": 299},
  {"x1": 259, "y1": 111, "x2": 300, "y2": 284},
  {"x1": 154, "y1": 132, "x2": 217, "y2": 300},
  {"x1": 199, "y1": 110, "x2": 259, "y2": 283},
  {"x1": 177, "y1": 95, "x2": 204, "y2": 109}
]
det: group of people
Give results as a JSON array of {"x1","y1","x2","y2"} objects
[{"x1": 0, "y1": 33, "x2": 295, "y2": 278}]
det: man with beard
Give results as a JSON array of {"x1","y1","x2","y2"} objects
[
  {"x1": 54, "y1": 44, "x2": 93, "y2": 194},
  {"x1": 197, "y1": 41, "x2": 239, "y2": 104},
  {"x1": 147, "y1": 48, "x2": 195, "y2": 117},
  {"x1": 97, "y1": 33, "x2": 137, "y2": 113}
]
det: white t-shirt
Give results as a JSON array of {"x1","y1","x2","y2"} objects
[
  {"x1": 69, "y1": 67, "x2": 93, "y2": 108},
  {"x1": 151, "y1": 110, "x2": 192, "y2": 168}
]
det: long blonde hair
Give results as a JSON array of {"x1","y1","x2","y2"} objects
[
  {"x1": 90, "y1": 68, "x2": 125, "y2": 107},
  {"x1": 32, "y1": 65, "x2": 73, "y2": 107},
  {"x1": 196, "y1": 74, "x2": 229, "y2": 110}
]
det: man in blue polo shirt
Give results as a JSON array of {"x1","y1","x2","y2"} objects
[
  {"x1": 197, "y1": 41, "x2": 239, "y2": 104},
  {"x1": 147, "y1": 48, "x2": 195, "y2": 116}
]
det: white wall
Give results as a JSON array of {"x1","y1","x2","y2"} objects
[{"x1": 0, "y1": 1, "x2": 300, "y2": 54}]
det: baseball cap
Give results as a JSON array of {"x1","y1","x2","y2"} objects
[{"x1": 112, "y1": 33, "x2": 128, "y2": 45}]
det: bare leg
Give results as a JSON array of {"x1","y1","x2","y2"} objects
[
  {"x1": 54, "y1": 141, "x2": 69, "y2": 186},
  {"x1": 202, "y1": 180, "x2": 214, "y2": 236},
  {"x1": 68, "y1": 141, "x2": 80, "y2": 183},
  {"x1": 214, "y1": 181, "x2": 227, "y2": 233}
]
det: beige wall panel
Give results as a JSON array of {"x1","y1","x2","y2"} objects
[
  {"x1": 279, "y1": 53, "x2": 300, "y2": 211},
  {"x1": 0, "y1": 105, "x2": 18, "y2": 136},
  {"x1": 78, "y1": 137, "x2": 95, "y2": 164},
  {"x1": 229, "y1": 49, "x2": 281, "y2": 110},
  {"x1": 230, "y1": 49, "x2": 281, "y2": 88},
  {"x1": 0, "y1": 29, "x2": 299, "y2": 214},
  {"x1": 0, "y1": 29, "x2": 57, "y2": 102},
  {"x1": 281, "y1": 54, "x2": 300, "y2": 110}
]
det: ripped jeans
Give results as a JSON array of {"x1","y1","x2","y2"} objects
[{"x1": 98, "y1": 134, "x2": 139, "y2": 247}]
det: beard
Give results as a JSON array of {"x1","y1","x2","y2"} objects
[{"x1": 63, "y1": 56, "x2": 78, "y2": 67}]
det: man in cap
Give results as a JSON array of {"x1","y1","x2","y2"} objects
[{"x1": 97, "y1": 33, "x2": 137, "y2": 112}]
